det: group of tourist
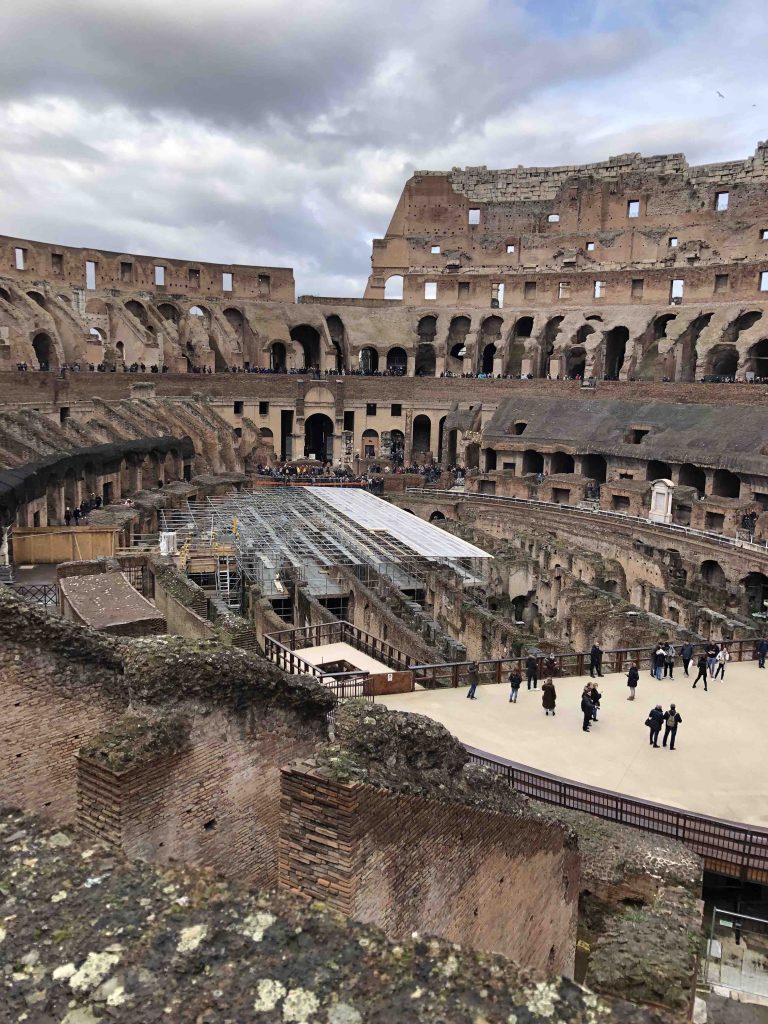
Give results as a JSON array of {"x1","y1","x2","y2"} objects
[{"x1": 64, "y1": 492, "x2": 105, "y2": 526}]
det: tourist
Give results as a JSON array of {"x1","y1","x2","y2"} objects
[
  {"x1": 705, "y1": 642, "x2": 719, "y2": 678},
  {"x1": 525, "y1": 653, "x2": 539, "y2": 690},
  {"x1": 466, "y1": 661, "x2": 480, "y2": 700},
  {"x1": 653, "y1": 644, "x2": 666, "y2": 680},
  {"x1": 626, "y1": 662, "x2": 639, "y2": 700},
  {"x1": 580, "y1": 688, "x2": 594, "y2": 732},
  {"x1": 663, "y1": 643, "x2": 675, "y2": 679},
  {"x1": 588, "y1": 683, "x2": 601, "y2": 721},
  {"x1": 646, "y1": 704, "x2": 664, "y2": 747},
  {"x1": 73, "y1": 507, "x2": 81, "y2": 526},
  {"x1": 589, "y1": 642, "x2": 603, "y2": 678},
  {"x1": 64, "y1": 507, "x2": 71, "y2": 526},
  {"x1": 508, "y1": 668, "x2": 522, "y2": 703},
  {"x1": 541, "y1": 678, "x2": 556, "y2": 716},
  {"x1": 692, "y1": 654, "x2": 708, "y2": 691},
  {"x1": 662, "y1": 704, "x2": 682, "y2": 749},
  {"x1": 680, "y1": 641, "x2": 694, "y2": 677},
  {"x1": 757, "y1": 636, "x2": 768, "y2": 669},
  {"x1": 714, "y1": 644, "x2": 730, "y2": 680}
]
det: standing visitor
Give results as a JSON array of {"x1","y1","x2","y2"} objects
[
  {"x1": 64, "y1": 507, "x2": 71, "y2": 526},
  {"x1": 680, "y1": 641, "x2": 694, "y2": 677},
  {"x1": 664, "y1": 643, "x2": 675, "y2": 679},
  {"x1": 466, "y1": 661, "x2": 479, "y2": 700},
  {"x1": 646, "y1": 704, "x2": 664, "y2": 747},
  {"x1": 714, "y1": 644, "x2": 730, "y2": 680},
  {"x1": 757, "y1": 636, "x2": 768, "y2": 669},
  {"x1": 508, "y1": 668, "x2": 522, "y2": 703},
  {"x1": 692, "y1": 654, "x2": 708, "y2": 691},
  {"x1": 706, "y1": 642, "x2": 718, "y2": 679},
  {"x1": 663, "y1": 704, "x2": 682, "y2": 749},
  {"x1": 580, "y1": 689, "x2": 594, "y2": 732},
  {"x1": 588, "y1": 683, "x2": 601, "y2": 721},
  {"x1": 589, "y1": 643, "x2": 603, "y2": 679},
  {"x1": 526, "y1": 653, "x2": 539, "y2": 690},
  {"x1": 541, "y1": 678, "x2": 556, "y2": 716},
  {"x1": 626, "y1": 662, "x2": 639, "y2": 700},
  {"x1": 653, "y1": 644, "x2": 666, "y2": 680}
]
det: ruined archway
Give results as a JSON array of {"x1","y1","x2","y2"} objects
[
  {"x1": 304, "y1": 413, "x2": 334, "y2": 461},
  {"x1": 676, "y1": 313, "x2": 712, "y2": 382},
  {"x1": 582, "y1": 454, "x2": 607, "y2": 482},
  {"x1": 604, "y1": 326, "x2": 629, "y2": 379},
  {"x1": 712, "y1": 469, "x2": 740, "y2": 498},
  {"x1": 742, "y1": 572, "x2": 768, "y2": 614},
  {"x1": 325, "y1": 314, "x2": 346, "y2": 373},
  {"x1": 270, "y1": 342, "x2": 287, "y2": 372},
  {"x1": 481, "y1": 343, "x2": 496, "y2": 374},
  {"x1": 647, "y1": 460, "x2": 672, "y2": 481},
  {"x1": 551, "y1": 451, "x2": 575, "y2": 474},
  {"x1": 32, "y1": 332, "x2": 54, "y2": 370},
  {"x1": 747, "y1": 338, "x2": 768, "y2": 379},
  {"x1": 157, "y1": 303, "x2": 180, "y2": 324},
  {"x1": 412, "y1": 414, "x2": 431, "y2": 454},
  {"x1": 538, "y1": 316, "x2": 564, "y2": 376},
  {"x1": 359, "y1": 347, "x2": 379, "y2": 374},
  {"x1": 707, "y1": 345, "x2": 738, "y2": 378},
  {"x1": 447, "y1": 316, "x2": 470, "y2": 372},
  {"x1": 701, "y1": 560, "x2": 726, "y2": 587},
  {"x1": 522, "y1": 450, "x2": 544, "y2": 475},
  {"x1": 290, "y1": 325, "x2": 321, "y2": 370},
  {"x1": 565, "y1": 346, "x2": 586, "y2": 378}
]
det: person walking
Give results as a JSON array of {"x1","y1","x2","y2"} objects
[
  {"x1": 466, "y1": 661, "x2": 479, "y2": 700},
  {"x1": 626, "y1": 662, "x2": 639, "y2": 700},
  {"x1": 705, "y1": 642, "x2": 718, "y2": 679},
  {"x1": 526, "y1": 653, "x2": 539, "y2": 690},
  {"x1": 64, "y1": 506, "x2": 72, "y2": 527},
  {"x1": 758, "y1": 637, "x2": 768, "y2": 670},
  {"x1": 589, "y1": 643, "x2": 603, "y2": 679},
  {"x1": 580, "y1": 689, "x2": 594, "y2": 732},
  {"x1": 714, "y1": 644, "x2": 730, "y2": 680},
  {"x1": 653, "y1": 644, "x2": 666, "y2": 680},
  {"x1": 508, "y1": 668, "x2": 522, "y2": 703},
  {"x1": 589, "y1": 683, "x2": 601, "y2": 721},
  {"x1": 692, "y1": 654, "x2": 708, "y2": 691},
  {"x1": 73, "y1": 506, "x2": 81, "y2": 526},
  {"x1": 663, "y1": 704, "x2": 682, "y2": 749},
  {"x1": 664, "y1": 643, "x2": 675, "y2": 679},
  {"x1": 542, "y1": 678, "x2": 557, "y2": 716},
  {"x1": 646, "y1": 704, "x2": 664, "y2": 747},
  {"x1": 680, "y1": 642, "x2": 694, "y2": 677}
]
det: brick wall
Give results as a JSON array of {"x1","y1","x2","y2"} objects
[{"x1": 280, "y1": 765, "x2": 580, "y2": 976}]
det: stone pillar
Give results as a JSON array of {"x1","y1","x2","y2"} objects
[{"x1": 406, "y1": 353, "x2": 416, "y2": 377}]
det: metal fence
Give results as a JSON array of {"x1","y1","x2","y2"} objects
[
  {"x1": 265, "y1": 620, "x2": 413, "y2": 672},
  {"x1": 465, "y1": 745, "x2": 768, "y2": 884},
  {"x1": 703, "y1": 907, "x2": 768, "y2": 995},
  {"x1": 12, "y1": 583, "x2": 59, "y2": 611}
]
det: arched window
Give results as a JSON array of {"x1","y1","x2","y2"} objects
[
  {"x1": 270, "y1": 342, "x2": 287, "y2": 372},
  {"x1": 362, "y1": 428, "x2": 379, "y2": 458},
  {"x1": 386, "y1": 347, "x2": 407, "y2": 373},
  {"x1": 701, "y1": 560, "x2": 726, "y2": 587},
  {"x1": 522, "y1": 450, "x2": 544, "y2": 475},
  {"x1": 551, "y1": 451, "x2": 575, "y2": 474},
  {"x1": 412, "y1": 415, "x2": 431, "y2": 453},
  {"x1": 359, "y1": 347, "x2": 379, "y2": 374},
  {"x1": 290, "y1": 325, "x2": 321, "y2": 369},
  {"x1": 32, "y1": 332, "x2": 54, "y2": 370},
  {"x1": 384, "y1": 275, "x2": 404, "y2": 300}
]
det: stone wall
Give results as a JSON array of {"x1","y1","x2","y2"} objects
[{"x1": 280, "y1": 764, "x2": 580, "y2": 976}]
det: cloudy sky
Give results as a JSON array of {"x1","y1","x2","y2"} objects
[{"x1": 1, "y1": 0, "x2": 766, "y2": 296}]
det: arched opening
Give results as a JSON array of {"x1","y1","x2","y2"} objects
[
  {"x1": 677, "y1": 312, "x2": 713, "y2": 382},
  {"x1": 712, "y1": 468, "x2": 740, "y2": 498},
  {"x1": 447, "y1": 428, "x2": 458, "y2": 465},
  {"x1": 482, "y1": 447, "x2": 497, "y2": 471},
  {"x1": 582, "y1": 454, "x2": 607, "y2": 482},
  {"x1": 708, "y1": 345, "x2": 738, "y2": 378},
  {"x1": 325, "y1": 314, "x2": 346, "y2": 373},
  {"x1": 384, "y1": 275, "x2": 404, "y2": 300},
  {"x1": 386, "y1": 347, "x2": 407, "y2": 374},
  {"x1": 429, "y1": 510, "x2": 446, "y2": 522},
  {"x1": 742, "y1": 572, "x2": 768, "y2": 614},
  {"x1": 157, "y1": 303, "x2": 180, "y2": 323},
  {"x1": 417, "y1": 315, "x2": 437, "y2": 344},
  {"x1": 481, "y1": 343, "x2": 496, "y2": 374},
  {"x1": 565, "y1": 346, "x2": 586, "y2": 378},
  {"x1": 89, "y1": 327, "x2": 103, "y2": 343},
  {"x1": 27, "y1": 291, "x2": 46, "y2": 309},
  {"x1": 726, "y1": 310, "x2": 763, "y2": 343},
  {"x1": 125, "y1": 299, "x2": 147, "y2": 324},
  {"x1": 678, "y1": 463, "x2": 705, "y2": 495},
  {"x1": 223, "y1": 308, "x2": 244, "y2": 332},
  {"x1": 551, "y1": 451, "x2": 575, "y2": 474},
  {"x1": 115, "y1": 341, "x2": 125, "y2": 362},
  {"x1": 604, "y1": 326, "x2": 629, "y2": 379},
  {"x1": 32, "y1": 332, "x2": 54, "y2": 370},
  {"x1": 304, "y1": 413, "x2": 334, "y2": 461},
  {"x1": 270, "y1": 341, "x2": 287, "y2": 372},
  {"x1": 522, "y1": 450, "x2": 544, "y2": 475},
  {"x1": 362, "y1": 428, "x2": 379, "y2": 458},
  {"x1": 412, "y1": 414, "x2": 431, "y2": 454},
  {"x1": 646, "y1": 460, "x2": 672, "y2": 481},
  {"x1": 538, "y1": 316, "x2": 563, "y2": 376},
  {"x1": 0, "y1": 287, "x2": 12, "y2": 304},
  {"x1": 415, "y1": 344, "x2": 436, "y2": 376},
  {"x1": 390, "y1": 429, "x2": 405, "y2": 464},
  {"x1": 747, "y1": 338, "x2": 768, "y2": 378},
  {"x1": 465, "y1": 442, "x2": 480, "y2": 470},
  {"x1": 359, "y1": 347, "x2": 379, "y2": 374},
  {"x1": 653, "y1": 314, "x2": 677, "y2": 340},
  {"x1": 447, "y1": 316, "x2": 470, "y2": 372},
  {"x1": 513, "y1": 316, "x2": 533, "y2": 338},
  {"x1": 701, "y1": 560, "x2": 726, "y2": 587},
  {"x1": 290, "y1": 325, "x2": 321, "y2": 370},
  {"x1": 189, "y1": 305, "x2": 207, "y2": 319},
  {"x1": 437, "y1": 415, "x2": 446, "y2": 463}
]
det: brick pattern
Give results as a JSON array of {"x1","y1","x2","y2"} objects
[{"x1": 279, "y1": 766, "x2": 580, "y2": 976}]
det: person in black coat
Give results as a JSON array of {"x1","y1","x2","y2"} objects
[
  {"x1": 580, "y1": 689, "x2": 594, "y2": 732},
  {"x1": 588, "y1": 684, "x2": 601, "y2": 721},
  {"x1": 692, "y1": 655, "x2": 708, "y2": 691},
  {"x1": 663, "y1": 704, "x2": 682, "y2": 749},
  {"x1": 680, "y1": 642, "x2": 694, "y2": 677},
  {"x1": 647, "y1": 704, "x2": 664, "y2": 747},
  {"x1": 589, "y1": 643, "x2": 603, "y2": 678},
  {"x1": 525, "y1": 654, "x2": 538, "y2": 690},
  {"x1": 757, "y1": 637, "x2": 768, "y2": 670},
  {"x1": 626, "y1": 662, "x2": 639, "y2": 700}
]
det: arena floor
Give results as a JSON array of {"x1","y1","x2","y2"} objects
[{"x1": 378, "y1": 661, "x2": 768, "y2": 827}]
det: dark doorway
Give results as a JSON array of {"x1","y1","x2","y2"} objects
[
  {"x1": 582, "y1": 454, "x2": 607, "y2": 482},
  {"x1": 679, "y1": 463, "x2": 706, "y2": 495},
  {"x1": 291, "y1": 325, "x2": 321, "y2": 370},
  {"x1": 325, "y1": 315, "x2": 346, "y2": 372},
  {"x1": 304, "y1": 413, "x2": 334, "y2": 460},
  {"x1": 647, "y1": 460, "x2": 672, "y2": 481},
  {"x1": 708, "y1": 345, "x2": 738, "y2": 377},
  {"x1": 386, "y1": 347, "x2": 407, "y2": 373},
  {"x1": 359, "y1": 347, "x2": 379, "y2": 374},
  {"x1": 743, "y1": 572, "x2": 768, "y2": 614},
  {"x1": 748, "y1": 338, "x2": 768, "y2": 378},
  {"x1": 551, "y1": 451, "x2": 575, "y2": 474},
  {"x1": 565, "y1": 346, "x2": 586, "y2": 378},
  {"x1": 604, "y1": 326, "x2": 629, "y2": 379},
  {"x1": 32, "y1": 332, "x2": 54, "y2": 370},
  {"x1": 413, "y1": 415, "x2": 431, "y2": 454},
  {"x1": 270, "y1": 342, "x2": 287, "y2": 372},
  {"x1": 415, "y1": 344, "x2": 436, "y2": 376},
  {"x1": 481, "y1": 343, "x2": 496, "y2": 374}
]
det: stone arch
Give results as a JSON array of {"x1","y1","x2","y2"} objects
[
  {"x1": 189, "y1": 305, "x2": 209, "y2": 322},
  {"x1": 115, "y1": 340, "x2": 125, "y2": 361},
  {"x1": 747, "y1": 338, "x2": 768, "y2": 378},
  {"x1": 412, "y1": 414, "x2": 431, "y2": 454},
  {"x1": 582, "y1": 454, "x2": 607, "y2": 482},
  {"x1": 646, "y1": 460, "x2": 672, "y2": 481},
  {"x1": 707, "y1": 344, "x2": 738, "y2": 377},
  {"x1": 304, "y1": 413, "x2": 334, "y2": 460},
  {"x1": 125, "y1": 299, "x2": 147, "y2": 324},
  {"x1": 522, "y1": 450, "x2": 544, "y2": 475},
  {"x1": 723, "y1": 309, "x2": 763, "y2": 345},
  {"x1": 390, "y1": 429, "x2": 405, "y2": 463},
  {"x1": 32, "y1": 332, "x2": 54, "y2": 370},
  {"x1": 417, "y1": 315, "x2": 437, "y2": 344},
  {"x1": 742, "y1": 571, "x2": 768, "y2": 614},
  {"x1": 27, "y1": 290, "x2": 46, "y2": 309},
  {"x1": 359, "y1": 347, "x2": 379, "y2": 374},
  {"x1": 565, "y1": 345, "x2": 586, "y2": 378},
  {"x1": 678, "y1": 463, "x2": 705, "y2": 495},
  {"x1": 290, "y1": 325, "x2": 321, "y2": 370},
  {"x1": 538, "y1": 316, "x2": 564, "y2": 376},
  {"x1": 551, "y1": 451, "x2": 575, "y2": 474},
  {"x1": 603, "y1": 326, "x2": 629, "y2": 379},
  {"x1": 712, "y1": 468, "x2": 740, "y2": 498},
  {"x1": 362, "y1": 428, "x2": 379, "y2": 457},
  {"x1": 480, "y1": 343, "x2": 496, "y2": 374},
  {"x1": 223, "y1": 307, "x2": 245, "y2": 332},
  {"x1": 270, "y1": 341, "x2": 287, "y2": 372},
  {"x1": 676, "y1": 312, "x2": 713, "y2": 382},
  {"x1": 157, "y1": 302, "x2": 180, "y2": 323},
  {"x1": 429, "y1": 510, "x2": 446, "y2": 522},
  {"x1": 384, "y1": 275, "x2": 404, "y2": 300},
  {"x1": 325, "y1": 314, "x2": 346, "y2": 373},
  {"x1": 513, "y1": 316, "x2": 534, "y2": 338},
  {"x1": 653, "y1": 314, "x2": 677, "y2": 339},
  {"x1": 701, "y1": 559, "x2": 726, "y2": 587},
  {"x1": 386, "y1": 347, "x2": 407, "y2": 373},
  {"x1": 0, "y1": 287, "x2": 12, "y2": 304},
  {"x1": 447, "y1": 316, "x2": 471, "y2": 372}
]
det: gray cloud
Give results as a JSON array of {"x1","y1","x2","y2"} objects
[{"x1": 0, "y1": 0, "x2": 765, "y2": 296}]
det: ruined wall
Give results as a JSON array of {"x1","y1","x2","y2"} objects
[{"x1": 280, "y1": 765, "x2": 580, "y2": 976}]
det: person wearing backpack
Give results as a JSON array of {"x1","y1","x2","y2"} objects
[
  {"x1": 508, "y1": 668, "x2": 522, "y2": 703},
  {"x1": 662, "y1": 704, "x2": 682, "y2": 749},
  {"x1": 626, "y1": 662, "x2": 639, "y2": 700}
]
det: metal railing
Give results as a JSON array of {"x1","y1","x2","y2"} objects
[
  {"x1": 405, "y1": 488, "x2": 768, "y2": 555},
  {"x1": 465, "y1": 745, "x2": 768, "y2": 884},
  {"x1": 265, "y1": 620, "x2": 413, "y2": 671},
  {"x1": 11, "y1": 583, "x2": 59, "y2": 611},
  {"x1": 412, "y1": 638, "x2": 759, "y2": 689}
]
